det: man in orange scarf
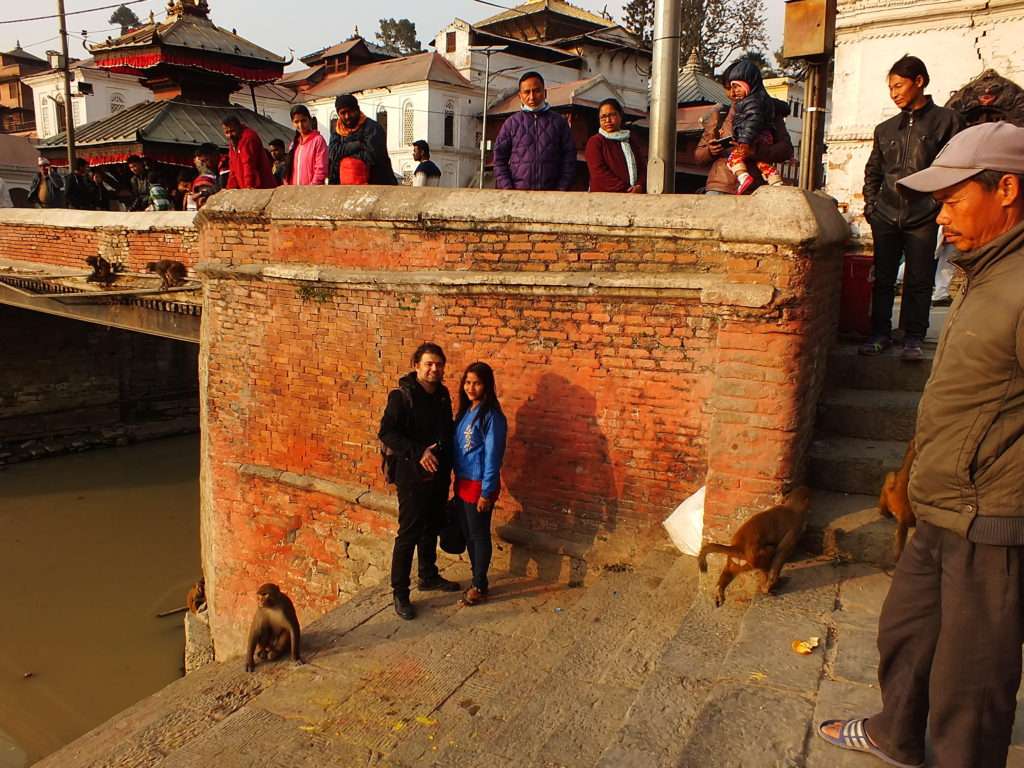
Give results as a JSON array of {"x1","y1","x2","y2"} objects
[{"x1": 327, "y1": 94, "x2": 397, "y2": 186}]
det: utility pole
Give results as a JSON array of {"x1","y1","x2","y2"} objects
[
  {"x1": 798, "y1": 61, "x2": 827, "y2": 190},
  {"x1": 647, "y1": 0, "x2": 680, "y2": 194},
  {"x1": 468, "y1": 45, "x2": 507, "y2": 189},
  {"x1": 57, "y1": 0, "x2": 76, "y2": 171}
]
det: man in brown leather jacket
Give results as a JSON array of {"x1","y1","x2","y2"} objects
[
  {"x1": 818, "y1": 121, "x2": 1024, "y2": 768},
  {"x1": 695, "y1": 58, "x2": 794, "y2": 195}
]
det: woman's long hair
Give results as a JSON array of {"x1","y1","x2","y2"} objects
[
  {"x1": 284, "y1": 104, "x2": 312, "y2": 183},
  {"x1": 456, "y1": 362, "x2": 503, "y2": 425}
]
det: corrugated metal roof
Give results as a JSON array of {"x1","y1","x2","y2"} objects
[
  {"x1": 39, "y1": 99, "x2": 293, "y2": 149},
  {"x1": 90, "y1": 10, "x2": 285, "y2": 64},
  {"x1": 279, "y1": 64, "x2": 324, "y2": 85},
  {"x1": 548, "y1": 25, "x2": 649, "y2": 53},
  {"x1": 303, "y1": 52, "x2": 473, "y2": 100},
  {"x1": 2, "y1": 44, "x2": 46, "y2": 64},
  {"x1": 301, "y1": 37, "x2": 394, "y2": 66},
  {"x1": 677, "y1": 54, "x2": 727, "y2": 106},
  {"x1": 476, "y1": 0, "x2": 613, "y2": 30}
]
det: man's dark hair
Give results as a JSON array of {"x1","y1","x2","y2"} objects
[
  {"x1": 597, "y1": 98, "x2": 624, "y2": 117},
  {"x1": 127, "y1": 154, "x2": 143, "y2": 165},
  {"x1": 269, "y1": 138, "x2": 286, "y2": 151},
  {"x1": 195, "y1": 143, "x2": 218, "y2": 157},
  {"x1": 147, "y1": 169, "x2": 163, "y2": 185},
  {"x1": 888, "y1": 55, "x2": 930, "y2": 87},
  {"x1": 335, "y1": 93, "x2": 359, "y2": 112},
  {"x1": 412, "y1": 342, "x2": 446, "y2": 366},
  {"x1": 412, "y1": 139, "x2": 430, "y2": 156},
  {"x1": 519, "y1": 71, "x2": 545, "y2": 88},
  {"x1": 177, "y1": 169, "x2": 194, "y2": 183},
  {"x1": 974, "y1": 169, "x2": 1024, "y2": 191},
  {"x1": 74, "y1": 158, "x2": 89, "y2": 171},
  {"x1": 221, "y1": 115, "x2": 242, "y2": 129}
]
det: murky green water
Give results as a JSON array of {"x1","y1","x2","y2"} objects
[{"x1": 0, "y1": 435, "x2": 200, "y2": 766}]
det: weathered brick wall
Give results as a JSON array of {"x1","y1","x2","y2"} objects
[
  {"x1": 0, "y1": 305, "x2": 200, "y2": 462},
  {"x1": 196, "y1": 186, "x2": 849, "y2": 658},
  {"x1": 0, "y1": 209, "x2": 198, "y2": 274}
]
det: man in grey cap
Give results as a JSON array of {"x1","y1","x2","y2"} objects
[{"x1": 818, "y1": 121, "x2": 1024, "y2": 768}]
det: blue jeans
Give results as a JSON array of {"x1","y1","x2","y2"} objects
[{"x1": 458, "y1": 498, "x2": 493, "y2": 592}]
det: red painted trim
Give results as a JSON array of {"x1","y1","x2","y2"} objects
[{"x1": 96, "y1": 51, "x2": 281, "y2": 83}]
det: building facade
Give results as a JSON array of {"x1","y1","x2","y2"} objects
[{"x1": 0, "y1": 44, "x2": 48, "y2": 135}]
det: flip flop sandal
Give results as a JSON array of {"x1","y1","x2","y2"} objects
[
  {"x1": 816, "y1": 718, "x2": 923, "y2": 768},
  {"x1": 460, "y1": 587, "x2": 487, "y2": 606}
]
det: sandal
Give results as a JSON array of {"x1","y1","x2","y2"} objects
[
  {"x1": 460, "y1": 587, "x2": 488, "y2": 606},
  {"x1": 859, "y1": 335, "x2": 892, "y2": 356},
  {"x1": 816, "y1": 718, "x2": 923, "y2": 768}
]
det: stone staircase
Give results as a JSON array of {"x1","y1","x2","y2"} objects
[{"x1": 805, "y1": 341, "x2": 934, "y2": 565}]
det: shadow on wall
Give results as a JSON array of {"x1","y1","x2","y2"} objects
[{"x1": 503, "y1": 373, "x2": 618, "y2": 584}]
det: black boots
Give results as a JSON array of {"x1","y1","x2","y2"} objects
[
  {"x1": 393, "y1": 593, "x2": 415, "y2": 620},
  {"x1": 418, "y1": 575, "x2": 460, "y2": 592}
]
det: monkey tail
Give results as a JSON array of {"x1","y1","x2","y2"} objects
[
  {"x1": 697, "y1": 542, "x2": 739, "y2": 572},
  {"x1": 879, "y1": 472, "x2": 896, "y2": 518}
]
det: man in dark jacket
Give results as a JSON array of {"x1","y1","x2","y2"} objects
[
  {"x1": 695, "y1": 58, "x2": 794, "y2": 194},
  {"x1": 492, "y1": 71, "x2": 576, "y2": 191},
  {"x1": 327, "y1": 94, "x2": 397, "y2": 186},
  {"x1": 65, "y1": 158, "x2": 101, "y2": 210},
  {"x1": 379, "y1": 342, "x2": 459, "y2": 620},
  {"x1": 860, "y1": 55, "x2": 962, "y2": 360},
  {"x1": 818, "y1": 121, "x2": 1024, "y2": 768}
]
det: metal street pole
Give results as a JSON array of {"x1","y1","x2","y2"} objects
[
  {"x1": 57, "y1": 0, "x2": 76, "y2": 171},
  {"x1": 798, "y1": 61, "x2": 827, "y2": 190},
  {"x1": 469, "y1": 45, "x2": 507, "y2": 189},
  {"x1": 647, "y1": 0, "x2": 680, "y2": 194}
]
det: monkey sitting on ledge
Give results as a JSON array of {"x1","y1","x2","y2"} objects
[
  {"x1": 146, "y1": 259, "x2": 188, "y2": 290},
  {"x1": 186, "y1": 577, "x2": 206, "y2": 614},
  {"x1": 245, "y1": 583, "x2": 303, "y2": 672},
  {"x1": 84, "y1": 255, "x2": 123, "y2": 286},
  {"x1": 698, "y1": 486, "x2": 812, "y2": 607}
]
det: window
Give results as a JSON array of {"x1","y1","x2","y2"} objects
[
  {"x1": 402, "y1": 101, "x2": 414, "y2": 146},
  {"x1": 72, "y1": 99, "x2": 82, "y2": 125},
  {"x1": 376, "y1": 107, "x2": 388, "y2": 138},
  {"x1": 446, "y1": 31, "x2": 457, "y2": 53},
  {"x1": 110, "y1": 92, "x2": 125, "y2": 113},
  {"x1": 443, "y1": 100, "x2": 454, "y2": 147},
  {"x1": 54, "y1": 97, "x2": 67, "y2": 133},
  {"x1": 40, "y1": 103, "x2": 51, "y2": 136}
]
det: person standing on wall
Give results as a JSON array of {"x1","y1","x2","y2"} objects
[
  {"x1": 818, "y1": 120, "x2": 1024, "y2": 768},
  {"x1": 860, "y1": 55, "x2": 963, "y2": 361},
  {"x1": 284, "y1": 105, "x2": 328, "y2": 186},
  {"x1": 28, "y1": 157, "x2": 65, "y2": 209},
  {"x1": 222, "y1": 116, "x2": 279, "y2": 190},
  {"x1": 492, "y1": 71, "x2": 576, "y2": 191},
  {"x1": 327, "y1": 94, "x2": 397, "y2": 186},
  {"x1": 585, "y1": 98, "x2": 647, "y2": 193},
  {"x1": 379, "y1": 343, "x2": 460, "y2": 620},
  {"x1": 412, "y1": 140, "x2": 442, "y2": 187},
  {"x1": 65, "y1": 158, "x2": 100, "y2": 210},
  {"x1": 452, "y1": 362, "x2": 508, "y2": 606}
]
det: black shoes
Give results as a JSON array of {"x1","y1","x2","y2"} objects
[
  {"x1": 393, "y1": 594, "x2": 416, "y2": 620},
  {"x1": 418, "y1": 575, "x2": 461, "y2": 592}
]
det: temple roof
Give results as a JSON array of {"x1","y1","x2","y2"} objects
[
  {"x1": 1, "y1": 42, "x2": 46, "y2": 64},
  {"x1": 475, "y1": 0, "x2": 614, "y2": 31},
  {"x1": 677, "y1": 51, "x2": 727, "y2": 106},
  {"x1": 301, "y1": 52, "x2": 473, "y2": 101}
]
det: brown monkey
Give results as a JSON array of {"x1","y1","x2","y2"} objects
[
  {"x1": 698, "y1": 486, "x2": 812, "y2": 607},
  {"x1": 84, "y1": 255, "x2": 121, "y2": 286},
  {"x1": 879, "y1": 439, "x2": 917, "y2": 559},
  {"x1": 146, "y1": 259, "x2": 188, "y2": 289},
  {"x1": 186, "y1": 577, "x2": 206, "y2": 614},
  {"x1": 245, "y1": 583, "x2": 303, "y2": 672}
]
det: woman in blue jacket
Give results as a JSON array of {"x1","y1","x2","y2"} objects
[{"x1": 453, "y1": 362, "x2": 508, "y2": 606}]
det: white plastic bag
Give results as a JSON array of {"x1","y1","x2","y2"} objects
[{"x1": 663, "y1": 485, "x2": 705, "y2": 556}]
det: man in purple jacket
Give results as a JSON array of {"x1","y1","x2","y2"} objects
[{"x1": 493, "y1": 72, "x2": 576, "y2": 191}]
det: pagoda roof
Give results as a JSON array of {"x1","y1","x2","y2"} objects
[
  {"x1": 677, "y1": 52, "x2": 727, "y2": 106},
  {"x1": 302, "y1": 52, "x2": 473, "y2": 101},
  {"x1": 475, "y1": 0, "x2": 614, "y2": 32},
  {"x1": 2, "y1": 43, "x2": 46, "y2": 64},
  {"x1": 300, "y1": 37, "x2": 395, "y2": 66},
  {"x1": 37, "y1": 98, "x2": 293, "y2": 163}
]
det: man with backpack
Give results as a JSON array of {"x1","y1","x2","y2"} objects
[{"x1": 378, "y1": 342, "x2": 460, "y2": 620}]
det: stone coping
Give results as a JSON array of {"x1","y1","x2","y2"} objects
[
  {"x1": 0, "y1": 208, "x2": 196, "y2": 230},
  {"x1": 198, "y1": 186, "x2": 851, "y2": 248}
]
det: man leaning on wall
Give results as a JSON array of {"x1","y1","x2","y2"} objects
[{"x1": 818, "y1": 121, "x2": 1024, "y2": 768}]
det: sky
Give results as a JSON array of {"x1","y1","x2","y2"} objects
[{"x1": 3, "y1": 0, "x2": 784, "y2": 67}]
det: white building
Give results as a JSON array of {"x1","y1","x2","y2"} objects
[
  {"x1": 826, "y1": 0, "x2": 1024, "y2": 226},
  {"x1": 764, "y1": 76, "x2": 805, "y2": 184}
]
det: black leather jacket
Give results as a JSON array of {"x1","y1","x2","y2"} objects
[{"x1": 863, "y1": 97, "x2": 963, "y2": 229}]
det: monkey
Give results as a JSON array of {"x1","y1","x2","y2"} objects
[
  {"x1": 146, "y1": 259, "x2": 188, "y2": 290},
  {"x1": 245, "y1": 583, "x2": 303, "y2": 672},
  {"x1": 186, "y1": 577, "x2": 206, "y2": 614},
  {"x1": 84, "y1": 255, "x2": 122, "y2": 286},
  {"x1": 697, "y1": 486, "x2": 812, "y2": 607},
  {"x1": 879, "y1": 439, "x2": 917, "y2": 560}
]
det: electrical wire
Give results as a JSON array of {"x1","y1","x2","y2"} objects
[{"x1": 0, "y1": 0, "x2": 149, "y2": 25}]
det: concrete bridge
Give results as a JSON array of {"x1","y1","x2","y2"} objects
[{"x1": 0, "y1": 187, "x2": 848, "y2": 662}]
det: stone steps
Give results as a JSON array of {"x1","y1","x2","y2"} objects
[
  {"x1": 808, "y1": 435, "x2": 907, "y2": 496},
  {"x1": 804, "y1": 489, "x2": 899, "y2": 569},
  {"x1": 817, "y1": 388, "x2": 920, "y2": 443},
  {"x1": 825, "y1": 344, "x2": 934, "y2": 392}
]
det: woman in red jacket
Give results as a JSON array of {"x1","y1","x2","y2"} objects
[{"x1": 585, "y1": 98, "x2": 647, "y2": 193}]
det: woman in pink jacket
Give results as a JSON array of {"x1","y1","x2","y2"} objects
[{"x1": 285, "y1": 105, "x2": 328, "y2": 186}]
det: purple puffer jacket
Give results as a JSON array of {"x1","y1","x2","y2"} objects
[{"x1": 492, "y1": 109, "x2": 576, "y2": 191}]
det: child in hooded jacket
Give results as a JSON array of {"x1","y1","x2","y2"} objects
[{"x1": 724, "y1": 60, "x2": 785, "y2": 195}]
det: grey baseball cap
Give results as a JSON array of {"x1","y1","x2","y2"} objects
[{"x1": 899, "y1": 121, "x2": 1024, "y2": 193}]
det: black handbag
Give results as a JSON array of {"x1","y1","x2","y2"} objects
[{"x1": 439, "y1": 498, "x2": 466, "y2": 555}]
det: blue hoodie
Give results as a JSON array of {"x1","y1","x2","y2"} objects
[{"x1": 453, "y1": 406, "x2": 508, "y2": 500}]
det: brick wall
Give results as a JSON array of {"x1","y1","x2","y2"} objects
[
  {"x1": 197, "y1": 186, "x2": 849, "y2": 658},
  {"x1": 0, "y1": 209, "x2": 198, "y2": 274},
  {"x1": 0, "y1": 305, "x2": 200, "y2": 462}
]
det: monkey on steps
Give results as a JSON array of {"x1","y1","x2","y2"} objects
[
  {"x1": 245, "y1": 583, "x2": 303, "y2": 672},
  {"x1": 698, "y1": 486, "x2": 812, "y2": 607}
]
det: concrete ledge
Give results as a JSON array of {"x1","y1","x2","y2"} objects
[
  {"x1": 198, "y1": 186, "x2": 850, "y2": 248},
  {"x1": 0, "y1": 208, "x2": 195, "y2": 230}
]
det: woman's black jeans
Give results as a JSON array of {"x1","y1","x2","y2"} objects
[{"x1": 458, "y1": 498, "x2": 493, "y2": 592}]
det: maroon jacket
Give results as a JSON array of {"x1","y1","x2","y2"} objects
[
  {"x1": 227, "y1": 126, "x2": 279, "y2": 190},
  {"x1": 585, "y1": 132, "x2": 647, "y2": 193}
]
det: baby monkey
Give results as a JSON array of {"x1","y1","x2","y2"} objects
[
  {"x1": 245, "y1": 583, "x2": 303, "y2": 672},
  {"x1": 84, "y1": 255, "x2": 122, "y2": 286},
  {"x1": 698, "y1": 486, "x2": 812, "y2": 607},
  {"x1": 146, "y1": 259, "x2": 188, "y2": 290}
]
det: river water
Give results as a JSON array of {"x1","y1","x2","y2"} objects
[{"x1": 0, "y1": 435, "x2": 200, "y2": 767}]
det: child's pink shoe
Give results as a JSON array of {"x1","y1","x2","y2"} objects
[{"x1": 736, "y1": 173, "x2": 755, "y2": 195}]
